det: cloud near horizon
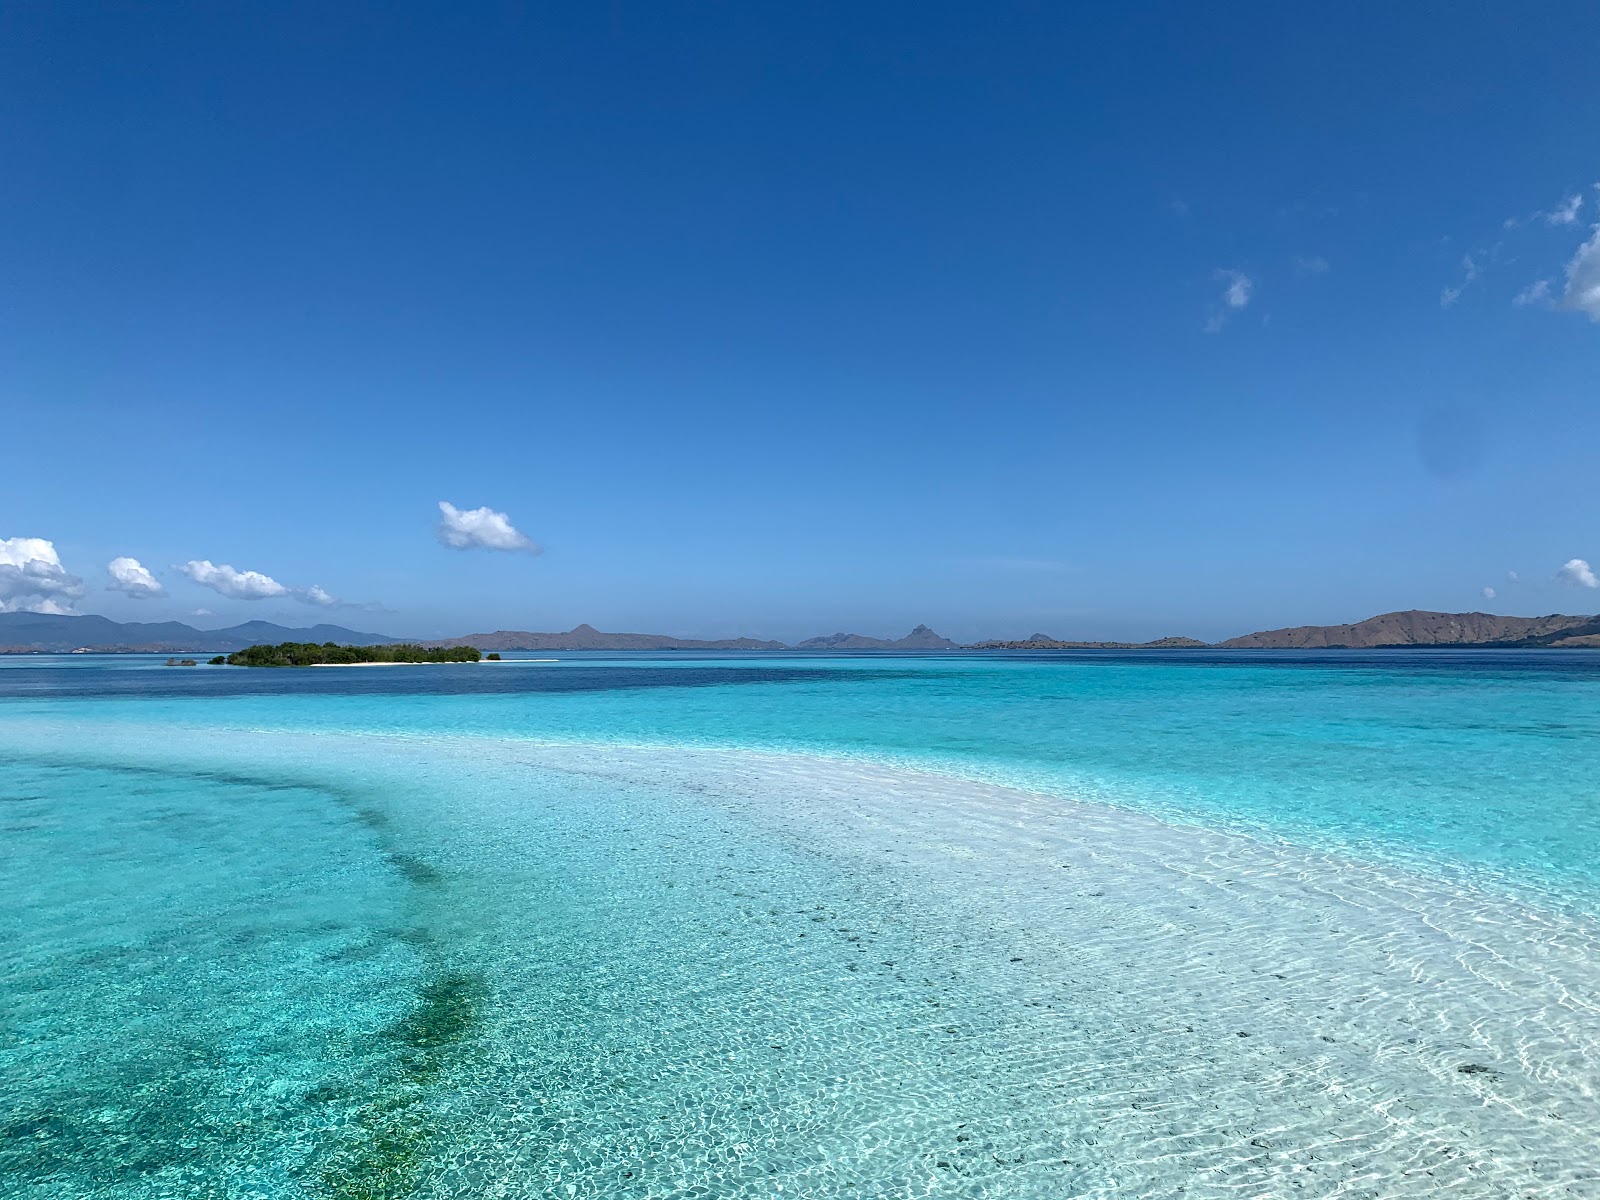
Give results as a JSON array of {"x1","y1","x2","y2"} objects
[
  {"x1": 0, "y1": 536, "x2": 86, "y2": 614},
  {"x1": 1555, "y1": 558, "x2": 1599, "y2": 588},
  {"x1": 178, "y1": 559, "x2": 341, "y2": 606},
  {"x1": 436, "y1": 501, "x2": 541, "y2": 553},
  {"x1": 107, "y1": 556, "x2": 165, "y2": 598},
  {"x1": 179, "y1": 559, "x2": 290, "y2": 600}
]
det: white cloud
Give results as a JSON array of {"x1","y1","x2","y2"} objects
[
  {"x1": 1557, "y1": 226, "x2": 1600, "y2": 321},
  {"x1": 1203, "y1": 270, "x2": 1254, "y2": 333},
  {"x1": 107, "y1": 556, "x2": 164, "y2": 598},
  {"x1": 178, "y1": 558, "x2": 349, "y2": 606},
  {"x1": 1507, "y1": 570, "x2": 1520, "y2": 582},
  {"x1": 1293, "y1": 255, "x2": 1330, "y2": 275},
  {"x1": 1220, "y1": 269, "x2": 1253, "y2": 309},
  {"x1": 436, "y1": 501, "x2": 540, "y2": 553},
  {"x1": 179, "y1": 559, "x2": 290, "y2": 600},
  {"x1": 1481, "y1": 586, "x2": 1497, "y2": 600},
  {"x1": 1555, "y1": 558, "x2": 1599, "y2": 588},
  {"x1": 1440, "y1": 254, "x2": 1479, "y2": 307},
  {"x1": 1544, "y1": 193, "x2": 1584, "y2": 226},
  {"x1": 1513, "y1": 279, "x2": 1553, "y2": 307},
  {"x1": 0, "y1": 536, "x2": 86, "y2": 614}
]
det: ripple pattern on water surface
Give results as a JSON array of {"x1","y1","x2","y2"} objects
[{"x1": 3, "y1": 723, "x2": 1600, "y2": 1199}]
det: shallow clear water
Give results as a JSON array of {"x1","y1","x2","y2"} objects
[{"x1": 3, "y1": 651, "x2": 1599, "y2": 1197}]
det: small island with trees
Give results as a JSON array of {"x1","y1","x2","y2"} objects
[{"x1": 226, "y1": 641, "x2": 483, "y2": 667}]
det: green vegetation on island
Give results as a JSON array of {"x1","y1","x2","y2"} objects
[{"x1": 226, "y1": 642, "x2": 481, "y2": 667}]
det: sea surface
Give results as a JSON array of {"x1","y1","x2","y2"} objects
[{"x1": 3, "y1": 649, "x2": 1599, "y2": 1198}]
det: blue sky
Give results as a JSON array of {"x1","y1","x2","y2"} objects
[{"x1": 3, "y1": 2, "x2": 1599, "y2": 642}]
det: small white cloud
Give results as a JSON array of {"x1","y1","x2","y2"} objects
[
  {"x1": 1293, "y1": 255, "x2": 1330, "y2": 275},
  {"x1": 1481, "y1": 586, "x2": 1497, "y2": 600},
  {"x1": 1203, "y1": 270, "x2": 1254, "y2": 333},
  {"x1": 0, "y1": 536, "x2": 86, "y2": 614},
  {"x1": 1555, "y1": 558, "x2": 1599, "y2": 588},
  {"x1": 1507, "y1": 570, "x2": 1520, "y2": 582},
  {"x1": 107, "y1": 556, "x2": 164, "y2": 598},
  {"x1": 1513, "y1": 279, "x2": 1553, "y2": 307},
  {"x1": 1544, "y1": 193, "x2": 1584, "y2": 226},
  {"x1": 303, "y1": 584, "x2": 338, "y2": 607},
  {"x1": 179, "y1": 559, "x2": 290, "y2": 600},
  {"x1": 1557, "y1": 226, "x2": 1600, "y2": 321},
  {"x1": 193, "y1": 608, "x2": 214, "y2": 617},
  {"x1": 1440, "y1": 254, "x2": 1480, "y2": 307},
  {"x1": 1220, "y1": 269, "x2": 1253, "y2": 309},
  {"x1": 436, "y1": 501, "x2": 540, "y2": 553}
]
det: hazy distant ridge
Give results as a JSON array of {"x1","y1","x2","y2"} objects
[
  {"x1": 427, "y1": 624, "x2": 787, "y2": 651},
  {"x1": 0, "y1": 613, "x2": 401, "y2": 653},
  {"x1": 1218, "y1": 610, "x2": 1600, "y2": 649},
  {"x1": 793, "y1": 624, "x2": 958, "y2": 651},
  {"x1": 7, "y1": 610, "x2": 1600, "y2": 655}
]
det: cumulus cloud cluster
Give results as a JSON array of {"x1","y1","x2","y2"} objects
[
  {"x1": 179, "y1": 559, "x2": 289, "y2": 600},
  {"x1": 178, "y1": 559, "x2": 340, "y2": 606},
  {"x1": 1453, "y1": 183, "x2": 1600, "y2": 319},
  {"x1": 0, "y1": 537, "x2": 86, "y2": 614},
  {"x1": 7, "y1": 502, "x2": 541, "y2": 621},
  {"x1": 436, "y1": 501, "x2": 540, "y2": 553},
  {"x1": 107, "y1": 556, "x2": 164, "y2": 598}
]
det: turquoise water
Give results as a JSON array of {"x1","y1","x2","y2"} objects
[{"x1": 4, "y1": 651, "x2": 1600, "y2": 1197}]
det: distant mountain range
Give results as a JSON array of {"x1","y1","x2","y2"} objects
[
  {"x1": 0, "y1": 613, "x2": 402, "y2": 653},
  {"x1": 4, "y1": 609, "x2": 1598, "y2": 655},
  {"x1": 971, "y1": 635, "x2": 1209, "y2": 650},
  {"x1": 431, "y1": 623, "x2": 961, "y2": 652},
  {"x1": 427, "y1": 624, "x2": 787, "y2": 652}
]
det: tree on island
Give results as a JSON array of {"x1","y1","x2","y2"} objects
[{"x1": 226, "y1": 641, "x2": 481, "y2": 667}]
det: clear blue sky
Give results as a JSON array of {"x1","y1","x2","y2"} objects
[{"x1": 3, "y1": 2, "x2": 1598, "y2": 642}]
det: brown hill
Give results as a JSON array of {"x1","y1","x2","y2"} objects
[{"x1": 1218, "y1": 610, "x2": 1595, "y2": 649}]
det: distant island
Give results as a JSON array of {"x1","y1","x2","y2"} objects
[
  {"x1": 3, "y1": 609, "x2": 1599, "y2": 655},
  {"x1": 793, "y1": 624, "x2": 958, "y2": 651},
  {"x1": 1214, "y1": 610, "x2": 1600, "y2": 649},
  {"x1": 227, "y1": 642, "x2": 482, "y2": 667}
]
